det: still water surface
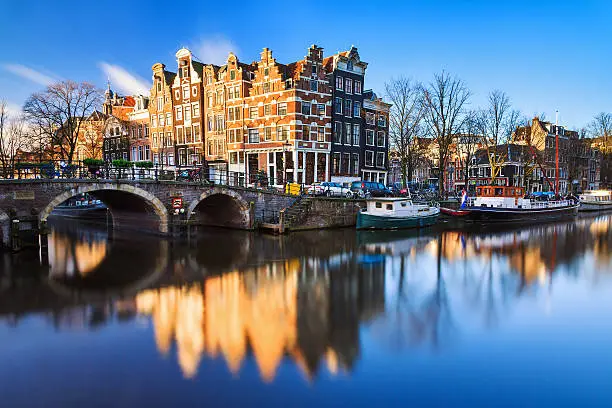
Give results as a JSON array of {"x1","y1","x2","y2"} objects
[{"x1": 1, "y1": 216, "x2": 611, "y2": 407}]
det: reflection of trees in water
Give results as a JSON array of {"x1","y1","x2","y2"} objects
[{"x1": 371, "y1": 215, "x2": 612, "y2": 352}]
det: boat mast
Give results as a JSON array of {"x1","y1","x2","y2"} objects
[{"x1": 555, "y1": 110, "x2": 559, "y2": 195}]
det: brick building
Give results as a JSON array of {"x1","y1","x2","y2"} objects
[
  {"x1": 324, "y1": 47, "x2": 367, "y2": 184},
  {"x1": 172, "y1": 48, "x2": 204, "y2": 168},
  {"x1": 149, "y1": 63, "x2": 176, "y2": 168},
  {"x1": 513, "y1": 117, "x2": 579, "y2": 193},
  {"x1": 101, "y1": 84, "x2": 134, "y2": 162},
  {"x1": 203, "y1": 53, "x2": 252, "y2": 182},
  {"x1": 127, "y1": 95, "x2": 151, "y2": 163},
  {"x1": 221, "y1": 45, "x2": 332, "y2": 186}
]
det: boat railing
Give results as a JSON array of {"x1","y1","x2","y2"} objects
[{"x1": 529, "y1": 200, "x2": 573, "y2": 209}]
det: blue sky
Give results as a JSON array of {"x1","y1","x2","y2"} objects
[{"x1": 1, "y1": 0, "x2": 610, "y2": 129}]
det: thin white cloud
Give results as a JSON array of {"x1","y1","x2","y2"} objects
[
  {"x1": 190, "y1": 36, "x2": 239, "y2": 65},
  {"x1": 99, "y1": 62, "x2": 151, "y2": 96},
  {"x1": 1, "y1": 63, "x2": 55, "y2": 86},
  {"x1": 5, "y1": 101, "x2": 22, "y2": 116}
]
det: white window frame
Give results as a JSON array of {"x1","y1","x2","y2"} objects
[
  {"x1": 376, "y1": 152, "x2": 385, "y2": 168},
  {"x1": 366, "y1": 129, "x2": 375, "y2": 146},
  {"x1": 336, "y1": 76, "x2": 343, "y2": 90},
  {"x1": 377, "y1": 131, "x2": 386, "y2": 147},
  {"x1": 366, "y1": 150, "x2": 374, "y2": 167},
  {"x1": 345, "y1": 78, "x2": 353, "y2": 94}
]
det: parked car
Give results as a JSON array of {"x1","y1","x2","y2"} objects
[
  {"x1": 305, "y1": 182, "x2": 325, "y2": 196},
  {"x1": 306, "y1": 182, "x2": 353, "y2": 197},
  {"x1": 350, "y1": 181, "x2": 393, "y2": 198},
  {"x1": 321, "y1": 182, "x2": 353, "y2": 198}
]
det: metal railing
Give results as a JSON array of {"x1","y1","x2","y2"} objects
[{"x1": 0, "y1": 159, "x2": 309, "y2": 195}]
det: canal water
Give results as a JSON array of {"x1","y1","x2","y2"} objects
[{"x1": 1, "y1": 215, "x2": 611, "y2": 407}]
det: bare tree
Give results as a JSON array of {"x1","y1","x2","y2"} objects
[
  {"x1": 0, "y1": 101, "x2": 28, "y2": 178},
  {"x1": 23, "y1": 80, "x2": 102, "y2": 164},
  {"x1": 385, "y1": 77, "x2": 425, "y2": 187},
  {"x1": 422, "y1": 71, "x2": 470, "y2": 194},
  {"x1": 476, "y1": 90, "x2": 521, "y2": 184},
  {"x1": 456, "y1": 110, "x2": 479, "y2": 192},
  {"x1": 589, "y1": 112, "x2": 612, "y2": 187},
  {"x1": 589, "y1": 112, "x2": 611, "y2": 150}
]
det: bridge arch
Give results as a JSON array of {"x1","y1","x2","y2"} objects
[
  {"x1": 40, "y1": 184, "x2": 169, "y2": 234},
  {"x1": 187, "y1": 188, "x2": 252, "y2": 229}
]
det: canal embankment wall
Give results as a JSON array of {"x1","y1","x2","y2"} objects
[{"x1": 284, "y1": 198, "x2": 366, "y2": 232}]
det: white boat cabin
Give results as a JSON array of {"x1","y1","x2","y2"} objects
[
  {"x1": 473, "y1": 186, "x2": 572, "y2": 209},
  {"x1": 579, "y1": 190, "x2": 612, "y2": 203},
  {"x1": 363, "y1": 198, "x2": 438, "y2": 217}
]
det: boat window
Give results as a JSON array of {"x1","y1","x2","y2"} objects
[
  {"x1": 510, "y1": 189, "x2": 515, "y2": 196},
  {"x1": 495, "y1": 188, "x2": 503, "y2": 196},
  {"x1": 386, "y1": 204, "x2": 393, "y2": 210},
  {"x1": 375, "y1": 202, "x2": 382, "y2": 209},
  {"x1": 400, "y1": 202, "x2": 407, "y2": 207}
]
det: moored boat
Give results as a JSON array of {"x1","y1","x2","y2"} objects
[
  {"x1": 464, "y1": 185, "x2": 579, "y2": 223},
  {"x1": 578, "y1": 190, "x2": 612, "y2": 212},
  {"x1": 356, "y1": 198, "x2": 440, "y2": 230},
  {"x1": 52, "y1": 194, "x2": 108, "y2": 219}
]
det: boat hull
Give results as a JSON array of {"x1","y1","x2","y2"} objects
[
  {"x1": 51, "y1": 204, "x2": 108, "y2": 220},
  {"x1": 356, "y1": 212, "x2": 439, "y2": 230},
  {"x1": 440, "y1": 207, "x2": 471, "y2": 217},
  {"x1": 464, "y1": 204, "x2": 579, "y2": 223},
  {"x1": 578, "y1": 201, "x2": 612, "y2": 212}
]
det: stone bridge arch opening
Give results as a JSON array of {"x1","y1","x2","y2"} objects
[
  {"x1": 188, "y1": 190, "x2": 252, "y2": 230},
  {"x1": 41, "y1": 184, "x2": 169, "y2": 234}
]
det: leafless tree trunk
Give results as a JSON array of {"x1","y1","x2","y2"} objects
[
  {"x1": 590, "y1": 112, "x2": 611, "y2": 149},
  {"x1": 0, "y1": 101, "x2": 28, "y2": 178},
  {"x1": 476, "y1": 90, "x2": 521, "y2": 184},
  {"x1": 385, "y1": 77, "x2": 425, "y2": 187},
  {"x1": 457, "y1": 110, "x2": 479, "y2": 192},
  {"x1": 422, "y1": 71, "x2": 470, "y2": 194},
  {"x1": 23, "y1": 80, "x2": 101, "y2": 164},
  {"x1": 589, "y1": 112, "x2": 612, "y2": 187}
]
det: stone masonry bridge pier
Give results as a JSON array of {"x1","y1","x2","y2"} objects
[{"x1": 0, "y1": 179, "x2": 296, "y2": 249}]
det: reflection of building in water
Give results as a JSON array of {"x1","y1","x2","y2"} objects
[
  {"x1": 48, "y1": 228, "x2": 108, "y2": 277},
  {"x1": 135, "y1": 256, "x2": 385, "y2": 381},
  {"x1": 590, "y1": 217, "x2": 612, "y2": 269}
]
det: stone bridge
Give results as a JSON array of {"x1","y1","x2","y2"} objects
[{"x1": 0, "y1": 179, "x2": 296, "y2": 244}]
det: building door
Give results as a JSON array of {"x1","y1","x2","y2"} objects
[
  {"x1": 317, "y1": 154, "x2": 326, "y2": 182},
  {"x1": 248, "y1": 154, "x2": 258, "y2": 184},
  {"x1": 305, "y1": 152, "x2": 315, "y2": 185}
]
